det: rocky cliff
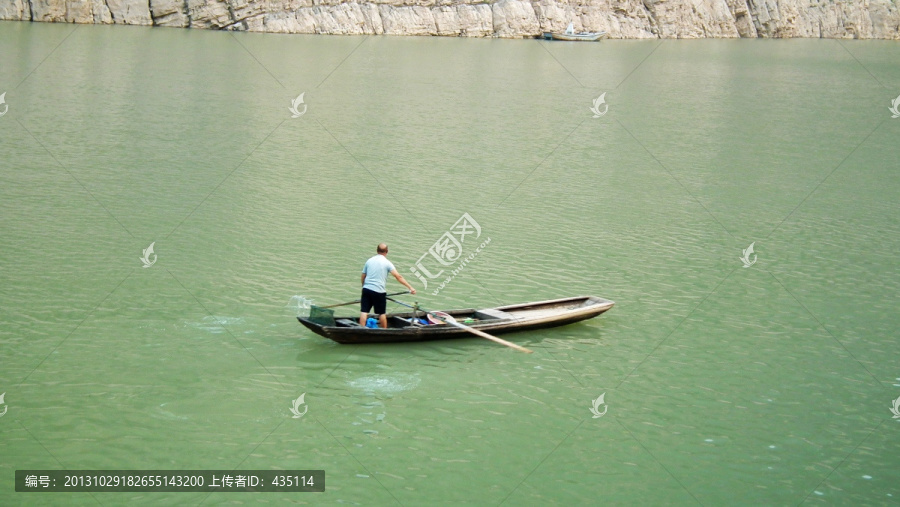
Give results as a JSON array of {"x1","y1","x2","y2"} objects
[{"x1": 1, "y1": 0, "x2": 898, "y2": 39}]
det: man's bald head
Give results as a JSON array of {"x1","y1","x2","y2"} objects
[{"x1": 377, "y1": 243, "x2": 388, "y2": 254}]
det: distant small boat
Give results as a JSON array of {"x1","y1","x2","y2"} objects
[
  {"x1": 541, "y1": 22, "x2": 607, "y2": 41},
  {"x1": 297, "y1": 296, "x2": 614, "y2": 345}
]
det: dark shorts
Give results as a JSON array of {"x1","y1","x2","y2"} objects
[{"x1": 360, "y1": 288, "x2": 386, "y2": 315}]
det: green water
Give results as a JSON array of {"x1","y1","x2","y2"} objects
[{"x1": 1, "y1": 21, "x2": 899, "y2": 505}]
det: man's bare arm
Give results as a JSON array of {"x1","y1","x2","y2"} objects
[{"x1": 391, "y1": 270, "x2": 416, "y2": 294}]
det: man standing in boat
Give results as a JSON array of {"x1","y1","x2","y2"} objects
[{"x1": 360, "y1": 243, "x2": 416, "y2": 328}]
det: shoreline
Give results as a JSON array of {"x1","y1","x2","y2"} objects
[{"x1": 1, "y1": 0, "x2": 899, "y2": 40}]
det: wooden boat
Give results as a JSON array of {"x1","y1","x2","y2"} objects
[
  {"x1": 297, "y1": 296, "x2": 614, "y2": 344},
  {"x1": 541, "y1": 31, "x2": 607, "y2": 41},
  {"x1": 541, "y1": 23, "x2": 607, "y2": 41}
]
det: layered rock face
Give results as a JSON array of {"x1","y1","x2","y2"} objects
[{"x1": 1, "y1": 0, "x2": 898, "y2": 39}]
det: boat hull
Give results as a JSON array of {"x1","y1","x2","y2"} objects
[{"x1": 297, "y1": 296, "x2": 614, "y2": 344}]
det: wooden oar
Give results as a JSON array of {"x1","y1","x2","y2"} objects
[
  {"x1": 319, "y1": 291, "x2": 410, "y2": 309},
  {"x1": 436, "y1": 312, "x2": 533, "y2": 354},
  {"x1": 387, "y1": 298, "x2": 533, "y2": 354}
]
